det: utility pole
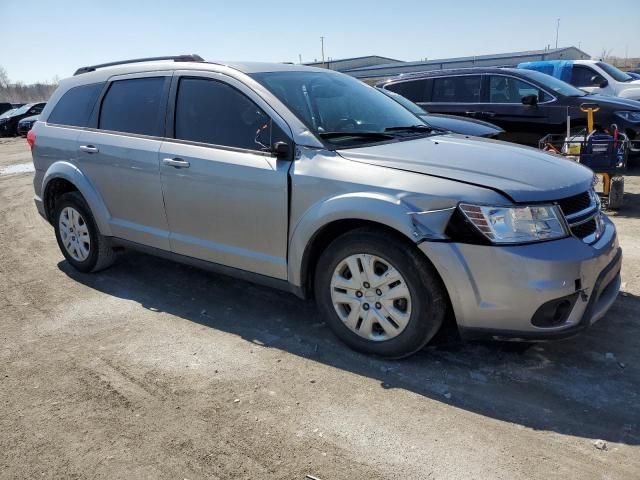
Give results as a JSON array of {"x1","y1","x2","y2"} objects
[
  {"x1": 298, "y1": 54, "x2": 302, "y2": 64},
  {"x1": 555, "y1": 18, "x2": 560, "y2": 49},
  {"x1": 320, "y1": 36, "x2": 325, "y2": 67}
]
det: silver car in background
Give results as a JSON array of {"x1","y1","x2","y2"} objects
[{"x1": 29, "y1": 55, "x2": 621, "y2": 358}]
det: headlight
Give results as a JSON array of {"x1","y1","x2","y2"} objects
[
  {"x1": 458, "y1": 203, "x2": 568, "y2": 244},
  {"x1": 615, "y1": 111, "x2": 640, "y2": 122}
]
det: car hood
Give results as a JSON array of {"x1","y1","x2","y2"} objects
[
  {"x1": 577, "y1": 93, "x2": 640, "y2": 110},
  {"x1": 420, "y1": 113, "x2": 504, "y2": 137},
  {"x1": 19, "y1": 115, "x2": 39, "y2": 123},
  {"x1": 337, "y1": 134, "x2": 594, "y2": 202}
]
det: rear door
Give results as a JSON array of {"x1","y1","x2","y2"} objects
[
  {"x1": 159, "y1": 72, "x2": 291, "y2": 279},
  {"x1": 77, "y1": 73, "x2": 171, "y2": 249},
  {"x1": 420, "y1": 74, "x2": 483, "y2": 119},
  {"x1": 478, "y1": 74, "x2": 555, "y2": 145}
]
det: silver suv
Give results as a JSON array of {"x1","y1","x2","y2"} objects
[{"x1": 29, "y1": 55, "x2": 622, "y2": 358}]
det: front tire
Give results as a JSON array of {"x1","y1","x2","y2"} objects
[
  {"x1": 315, "y1": 228, "x2": 446, "y2": 358},
  {"x1": 54, "y1": 191, "x2": 115, "y2": 273}
]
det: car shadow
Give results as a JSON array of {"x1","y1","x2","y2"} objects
[{"x1": 58, "y1": 252, "x2": 640, "y2": 446}]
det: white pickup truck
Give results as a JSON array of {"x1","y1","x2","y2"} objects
[{"x1": 519, "y1": 60, "x2": 640, "y2": 101}]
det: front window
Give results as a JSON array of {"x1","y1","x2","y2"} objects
[
  {"x1": 488, "y1": 76, "x2": 549, "y2": 103},
  {"x1": 514, "y1": 69, "x2": 586, "y2": 97},
  {"x1": 596, "y1": 62, "x2": 633, "y2": 82},
  {"x1": 250, "y1": 71, "x2": 428, "y2": 146}
]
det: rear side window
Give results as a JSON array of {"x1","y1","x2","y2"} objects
[
  {"x1": 432, "y1": 76, "x2": 481, "y2": 102},
  {"x1": 99, "y1": 77, "x2": 165, "y2": 136},
  {"x1": 385, "y1": 79, "x2": 430, "y2": 102},
  {"x1": 174, "y1": 77, "x2": 283, "y2": 151},
  {"x1": 47, "y1": 83, "x2": 103, "y2": 127}
]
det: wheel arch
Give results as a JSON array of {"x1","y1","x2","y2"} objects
[
  {"x1": 42, "y1": 162, "x2": 112, "y2": 235},
  {"x1": 288, "y1": 192, "x2": 444, "y2": 298}
]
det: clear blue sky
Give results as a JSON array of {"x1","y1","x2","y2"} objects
[{"x1": 2, "y1": 0, "x2": 639, "y2": 83}]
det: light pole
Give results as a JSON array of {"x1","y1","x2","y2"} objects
[
  {"x1": 321, "y1": 36, "x2": 325, "y2": 67},
  {"x1": 555, "y1": 18, "x2": 560, "y2": 49}
]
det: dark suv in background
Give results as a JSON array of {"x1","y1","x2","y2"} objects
[
  {"x1": 378, "y1": 68, "x2": 640, "y2": 151},
  {"x1": 0, "y1": 102, "x2": 46, "y2": 137}
]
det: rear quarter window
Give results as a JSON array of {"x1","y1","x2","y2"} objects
[
  {"x1": 47, "y1": 83, "x2": 103, "y2": 127},
  {"x1": 385, "y1": 79, "x2": 430, "y2": 102},
  {"x1": 98, "y1": 77, "x2": 166, "y2": 136}
]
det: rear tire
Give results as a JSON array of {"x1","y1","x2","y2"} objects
[
  {"x1": 314, "y1": 228, "x2": 446, "y2": 359},
  {"x1": 54, "y1": 191, "x2": 115, "y2": 273}
]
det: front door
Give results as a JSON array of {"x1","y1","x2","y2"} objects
[
  {"x1": 160, "y1": 74, "x2": 291, "y2": 279},
  {"x1": 477, "y1": 74, "x2": 554, "y2": 146}
]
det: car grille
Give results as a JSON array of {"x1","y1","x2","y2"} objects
[
  {"x1": 556, "y1": 190, "x2": 600, "y2": 242},
  {"x1": 557, "y1": 191, "x2": 592, "y2": 216}
]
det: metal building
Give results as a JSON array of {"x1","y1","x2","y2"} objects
[{"x1": 306, "y1": 47, "x2": 591, "y2": 82}]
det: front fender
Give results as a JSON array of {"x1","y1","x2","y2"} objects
[
  {"x1": 287, "y1": 191, "x2": 452, "y2": 287},
  {"x1": 42, "y1": 161, "x2": 112, "y2": 235},
  {"x1": 618, "y1": 88, "x2": 640, "y2": 101}
]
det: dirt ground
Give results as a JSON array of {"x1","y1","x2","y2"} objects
[{"x1": 1, "y1": 136, "x2": 639, "y2": 480}]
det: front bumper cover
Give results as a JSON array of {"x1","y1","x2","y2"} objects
[{"x1": 419, "y1": 214, "x2": 621, "y2": 340}]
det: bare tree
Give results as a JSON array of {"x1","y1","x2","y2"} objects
[{"x1": 0, "y1": 65, "x2": 57, "y2": 102}]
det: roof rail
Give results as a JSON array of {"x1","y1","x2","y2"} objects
[{"x1": 73, "y1": 54, "x2": 205, "y2": 75}]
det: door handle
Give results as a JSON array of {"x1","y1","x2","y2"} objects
[
  {"x1": 163, "y1": 157, "x2": 190, "y2": 168},
  {"x1": 481, "y1": 111, "x2": 496, "y2": 118},
  {"x1": 465, "y1": 111, "x2": 477, "y2": 117},
  {"x1": 79, "y1": 145, "x2": 99, "y2": 154}
]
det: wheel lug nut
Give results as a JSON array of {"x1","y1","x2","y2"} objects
[
  {"x1": 355, "y1": 291, "x2": 363, "y2": 298},
  {"x1": 375, "y1": 302, "x2": 381, "y2": 309},
  {"x1": 362, "y1": 303, "x2": 369, "y2": 310},
  {"x1": 363, "y1": 282, "x2": 370, "y2": 288},
  {"x1": 376, "y1": 289, "x2": 382, "y2": 296}
]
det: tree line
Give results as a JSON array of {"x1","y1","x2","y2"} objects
[{"x1": 0, "y1": 66, "x2": 58, "y2": 103}]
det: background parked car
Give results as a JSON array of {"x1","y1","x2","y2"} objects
[
  {"x1": 379, "y1": 88, "x2": 504, "y2": 138},
  {"x1": 0, "y1": 102, "x2": 45, "y2": 137},
  {"x1": 11, "y1": 103, "x2": 25, "y2": 109},
  {"x1": 518, "y1": 60, "x2": 640, "y2": 101},
  {"x1": 17, "y1": 114, "x2": 39, "y2": 136},
  {"x1": 378, "y1": 67, "x2": 640, "y2": 151},
  {"x1": 0, "y1": 102, "x2": 13, "y2": 116}
]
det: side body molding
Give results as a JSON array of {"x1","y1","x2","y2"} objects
[{"x1": 41, "y1": 161, "x2": 113, "y2": 236}]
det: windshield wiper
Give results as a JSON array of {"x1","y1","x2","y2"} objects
[
  {"x1": 318, "y1": 131, "x2": 394, "y2": 140},
  {"x1": 384, "y1": 124, "x2": 433, "y2": 132}
]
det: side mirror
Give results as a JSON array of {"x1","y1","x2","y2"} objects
[
  {"x1": 599, "y1": 79, "x2": 609, "y2": 89},
  {"x1": 521, "y1": 94, "x2": 538, "y2": 106},
  {"x1": 591, "y1": 76, "x2": 607, "y2": 88},
  {"x1": 272, "y1": 141, "x2": 290, "y2": 159}
]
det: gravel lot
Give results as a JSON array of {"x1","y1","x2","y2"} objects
[{"x1": 1, "y1": 136, "x2": 639, "y2": 479}]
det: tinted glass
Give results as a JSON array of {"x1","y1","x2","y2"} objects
[
  {"x1": 29, "y1": 104, "x2": 45, "y2": 115},
  {"x1": 432, "y1": 76, "x2": 481, "y2": 102},
  {"x1": 596, "y1": 62, "x2": 633, "y2": 82},
  {"x1": 99, "y1": 77, "x2": 165, "y2": 136},
  {"x1": 175, "y1": 77, "x2": 283, "y2": 151},
  {"x1": 514, "y1": 69, "x2": 586, "y2": 97},
  {"x1": 489, "y1": 76, "x2": 548, "y2": 103},
  {"x1": 385, "y1": 79, "x2": 429, "y2": 102},
  {"x1": 251, "y1": 71, "x2": 425, "y2": 139},
  {"x1": 379, "y1": 89, "x2": 426, "y2": 114},
  {"x1": 571, "y1": 66, "x2": 602, "y2": 87}
]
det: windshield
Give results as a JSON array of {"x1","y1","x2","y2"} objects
[
  {"x1": 12, "y1": 104, "x2": 33, "y2": 116},
  {"x1": 250, "y1": 71, "x2": 428, "y2": 145},
  {"x1": 596, "y1": 62, "x2": 633, "y2": 82},
  {"x1": 0, "y1": 109, "x2": 17, "y2": 119},
  {"x1": 515, "y1": 69, "x2": 586, "y2": 97}
]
